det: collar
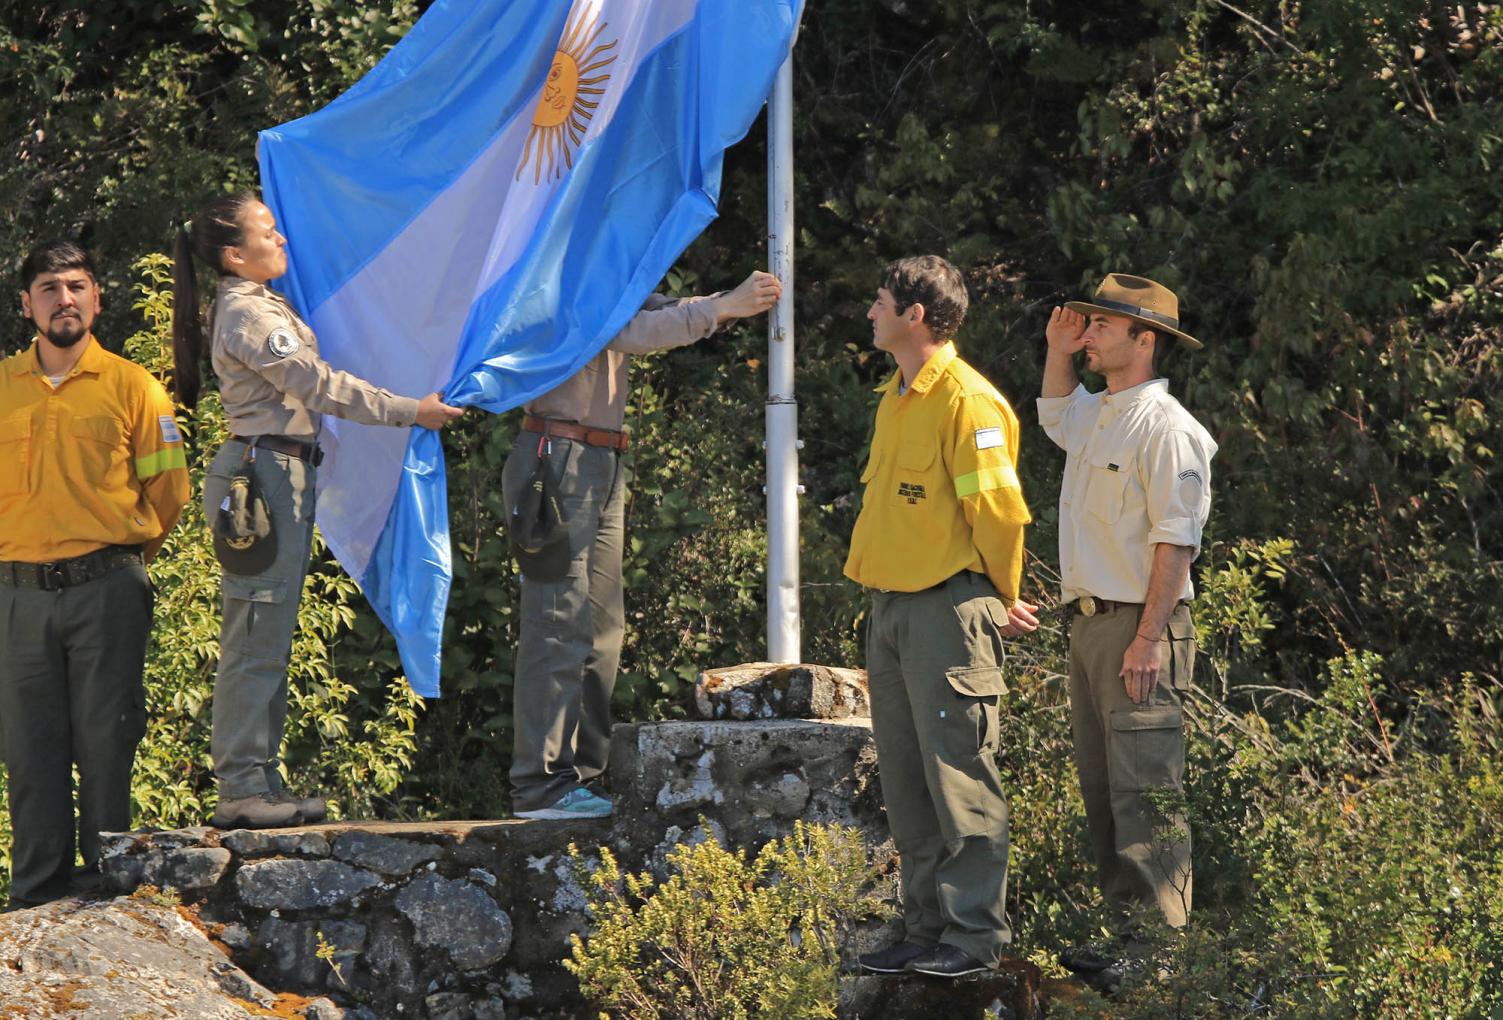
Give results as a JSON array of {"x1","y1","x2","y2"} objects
[
  {"x1": 218, "y1": 275, "x2": 276, "y2": 300},
  {"x1": 876, "y1": 341, "x2": 957, "y2": 396},
  {"x1": 1101, "y1": 377, "x2": 1167, "y2": 409},
  {"x1": 8, "y1": 335, "x2": 105, "y2": 378}
]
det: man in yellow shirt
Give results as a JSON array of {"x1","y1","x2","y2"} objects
[
  {"x1": 0, "y1": 241, "x2": 189, "y2": 909},
  {"x1": 845, "y1": 256, "x2": 1039, "y2": 977}
]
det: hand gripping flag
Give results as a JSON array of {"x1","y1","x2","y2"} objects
[{"x1": 259, "y1": 0, "x2": 803, "y2": 697}]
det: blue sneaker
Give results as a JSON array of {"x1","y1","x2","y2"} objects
[{"x1": 514, "y1": 787, "x2": 612, "y2": 820}]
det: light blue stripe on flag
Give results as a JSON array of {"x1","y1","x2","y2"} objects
[{"x1": 259, "y1": 0, "x2": 802, "y2": 697}]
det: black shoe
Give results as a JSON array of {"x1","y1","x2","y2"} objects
[
  {"x1": 857, "y1": 942, "x2": 929, "y2": 974},
  {"x1": 903, "y1": 943, "x2": 990, "y2": 978},
  {"x1": 1059, "y1": 941, "x2": 1120, "y2": 974}
]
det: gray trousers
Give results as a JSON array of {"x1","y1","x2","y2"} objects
[
  {"x1": 504, "y1": 434, "x2": 626, "y2": 812},
  {"x1": 1068, "y1": 601, "x2": 1195, "y2": 928},
  {"x1": 205, "y1": 441, "x2": 316, "y2": 800},
  {"x1": 0, "y1": 561, "x2": 151, "y2": 907},
  {"x1": 867, "y1": 571, "x2": 1012, "y2": 967}
]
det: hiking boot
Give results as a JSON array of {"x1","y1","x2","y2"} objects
[
  {"x1": 270, "y1": 789, "x2": 328, "y2": 824},
  {"x1": 514, "y1": 787, "x2": 612, "y2": 820},
  {"x1": 211, "y1": 793, "x2": 303, "y2": 829}
]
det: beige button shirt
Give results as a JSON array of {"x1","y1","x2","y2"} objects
[
  {"x1": 211, "y1": 277, "x2": 420, "y2": 441},
  {"x1": 1037, "y1": 379, "x2": 1216, "y2": 605},
  {"x1": 524, "y1": 293, "x2": 718, "y2": 431}
]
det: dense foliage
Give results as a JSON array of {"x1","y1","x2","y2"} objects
[{"x1": 1, "y1": 1, "x2": 1500, "y2": 1014}]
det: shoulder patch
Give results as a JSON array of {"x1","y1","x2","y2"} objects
[
  {"x1": 974, "y1": 427, "x2": 1003, "y2": 450},
  {"x1": 158, "y1": 414, "x2": 182, "y2": 445},
  {"x1": 266, "y1": 328, "x2": 300, "y2": 359}
]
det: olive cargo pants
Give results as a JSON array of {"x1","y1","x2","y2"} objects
[
  {"x1": 504, "y1": 434, "x2": 626, "y2": 813},
  {"x1": 206, "y1": 441, "x2": 317, "y2": 800},
  {"x1": 1068, "y1": 600, "x2": 1195, "y2": 928},
  {"x1": 867, "y1": 571, "x2": 1012, "y2": 967}
]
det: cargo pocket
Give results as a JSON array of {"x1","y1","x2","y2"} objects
[
  {"x1": 1166, "y1": 616, "x2": 1197, "y2": 691},
  {"x1": 71, "y1": 415, "x2": 126, "y2": 484},
  {"x1": 221, "y1": 574, "x2": 291, "y2": 658},
  {"x1": 0, "y1": 415, "x2": 30, "y2": 496},
  {"x1": 941, "y1": 664, "x2": 1006, "y2": 758},
  {"x1": 1083, "y1": 450, "x2": 1132, "y2": 525},
  {"x1": 1108, "y1": 706, "x2": 1184, "y2": 792},
  {"x1": 892, "y1": 438, "x2": 939, "y2": 507}
]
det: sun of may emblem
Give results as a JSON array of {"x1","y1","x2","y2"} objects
[{"x1": 517, "y1": 6, "x2": 618, "y2": 184}]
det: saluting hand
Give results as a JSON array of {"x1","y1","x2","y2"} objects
[
  {"x1": 1045, "y1": 306, "x2": 1088, "y2": 354},
  {"x1": 416, "y1": 392, "x2": 465, "y2": 430},
  {"x1": 713, "y1": 270, "x2": 782, "y2": 323}
]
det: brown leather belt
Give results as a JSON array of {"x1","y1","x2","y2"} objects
[
  {"x1": 0, "y1": 545, "x2": 144, "y2": 591},
  {"x1": 522, "y1": 415, "x2": 629, "y2": 452},
  {"x1": 1072, "y1": 595, "x2": 1141, "y2": 617},
  {"x1": 232, "y1": 434, "x2": 324, "y2": 466}
]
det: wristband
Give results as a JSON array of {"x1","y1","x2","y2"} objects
[{"x1": 1135, "y1": 631, "x2": 1163, "y2": 642}]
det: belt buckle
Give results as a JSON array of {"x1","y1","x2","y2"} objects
[
  {"x1": 1079, "y1": 595, "x2": 1098, "y2": 617},
  {"x1": 42, "y1": 562, "x2": 67, "y2": 591}
]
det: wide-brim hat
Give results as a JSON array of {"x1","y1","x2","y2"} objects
[{"x1": 1065, "y1": 273, "x2": 1202, "y2": 349}]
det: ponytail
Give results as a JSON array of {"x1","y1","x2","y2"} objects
[
  {"x1": 169, "y1": 192, "x2": 258, "y2": 410},
  {"x1": 171, "y1": 224, "x2": 204, "y2": 408}
]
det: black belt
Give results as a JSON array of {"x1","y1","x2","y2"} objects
[
  {"x1": 0, "y1": 545, "x2": 144, "y2": 591},
  {"x1": 233, "y1": 434, "x2": 324, "y2": 466},
  {"x1": 874, "y1": 570, "x2": 980, "y2": 595}
]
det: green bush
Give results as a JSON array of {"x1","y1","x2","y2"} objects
[{"x1": 565, "y1": 821, "x2": 890, "y2": 1020}]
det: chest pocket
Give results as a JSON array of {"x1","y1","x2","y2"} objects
[
  {"x1": 1083, "y1": 449, "x2": 1136, "y2": 525},
  {"x1": 71, "y1": 415, "x2": 126, "y2": 482},
  {"x1": 0, "y1": 415, "x2": 31, "y2": 496},
  {"x1": 893, "y1": 439, "x2": 939, "y2": 507}
]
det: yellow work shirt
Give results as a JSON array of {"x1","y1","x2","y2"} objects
[
  {"x1": 0, "y1": 337, "x2": 190, "y2": 563},
  {"x1": 845, "y1": 342, "x2": 1032, "y2": 600}
]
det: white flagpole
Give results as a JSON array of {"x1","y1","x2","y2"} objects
[{"x1": 765, "y1": 50, "x2": 800, "y2": 664}]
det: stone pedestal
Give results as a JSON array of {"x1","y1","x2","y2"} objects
[{"x1": 0, "y1": 663, "x2": 1058, "y2": 1019}]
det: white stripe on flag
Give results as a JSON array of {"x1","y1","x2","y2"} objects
[{"x1": 311, "y1": 0, "x2": 699, "y2": 578}]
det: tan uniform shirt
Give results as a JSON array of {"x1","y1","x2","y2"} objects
[
  {"x1": 524, "y1": 294, "x2": 718, "y2": 431},
  {"x1": 1037, "y1": 379, "x2": 1216, "y2": 605},
  {"x1": 211, "y1": 277, "x2": 419, "y2": 441}
]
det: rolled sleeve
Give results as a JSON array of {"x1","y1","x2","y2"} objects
[
  {"x1": 606, "y1": 294, "x2": 719, "y2": 355},
  {"x1": 1036, "y1": 384, "x2": 1095, "y2": 451},
  {"x1": 1144, "y1": 427, "x2": 1212, "y2": 554}
]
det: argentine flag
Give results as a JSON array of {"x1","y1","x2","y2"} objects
[{"x1": 258, "y1": 0, "x2": 803, "y2": 697}]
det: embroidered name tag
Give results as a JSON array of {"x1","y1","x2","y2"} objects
[
  {"x1": 158, "y1": 415, "x2": 182, "y2": 444},
  {"x1": 974, "y1": 427, "x2": 1003, "y2": 450}
]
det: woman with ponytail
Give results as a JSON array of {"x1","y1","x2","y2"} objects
[{"x1": 173, "y1": 194, "x2": 462, "y2": 829}]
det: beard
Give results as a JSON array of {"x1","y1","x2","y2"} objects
[{"x1": 43, "y1": 314, "x2": 88, "y2": 347}]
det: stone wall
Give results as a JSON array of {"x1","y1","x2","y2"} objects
[
  {"x1": 4, "y1": 663, "x2": 1046, "y2": 1019},
  {"x1": 87, "y1": 687, "x2": 890, "y2": 1019}
]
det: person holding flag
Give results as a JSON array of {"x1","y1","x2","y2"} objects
[
  {"x1": 506, "y1": 269, "x2": 782, "y2": 821},
  {"x1": 172, "y1": 194, "x2": 463, "y2": 830}
]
